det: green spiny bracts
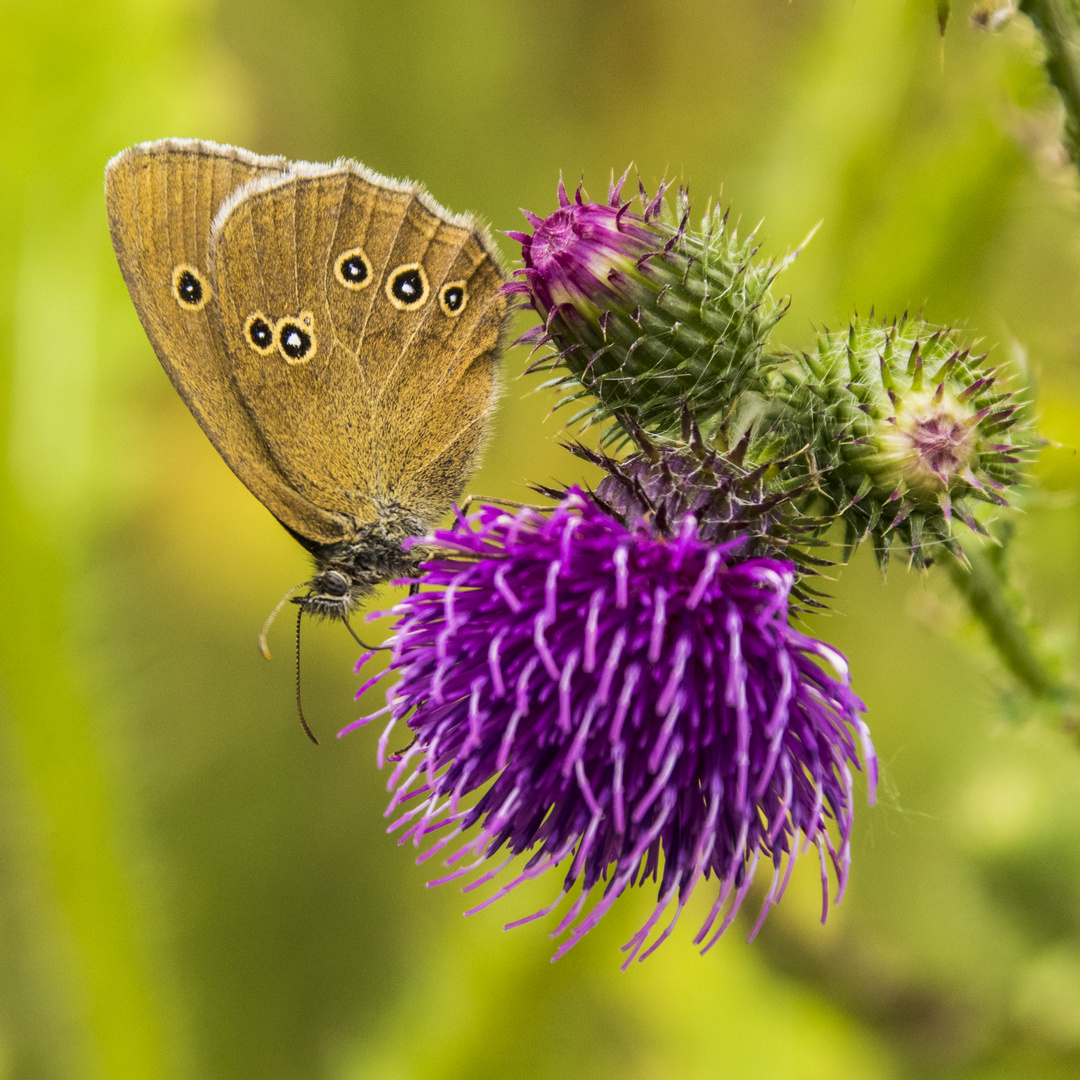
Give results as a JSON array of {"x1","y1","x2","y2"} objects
[
  {"x1": 505, "y1": 172, "x2": 791, "y2": 443},
  {"x1": 538, "y1": 417, "x2": 831, "y2": 606},
  {"x1": 760, "y1": 314, "x2": 1027, "y2": 567}
]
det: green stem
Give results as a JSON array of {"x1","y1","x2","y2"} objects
[
  {"x1": 941, "y1": 540, "x2": 1076, "y2": 713},
  {"x1": 1019, "y1": 0, "x2": 1080, "y2": 162},
  {"x1": 938, "y1": 0, "x2": 951, "y2": 36}
]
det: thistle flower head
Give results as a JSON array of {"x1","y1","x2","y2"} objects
[
  {"x1": 506, "y1": 174, "x2": 789, "y2": 441},
  {"x1": 347, "y1": 491, "x2": 876, "y2": 964}
]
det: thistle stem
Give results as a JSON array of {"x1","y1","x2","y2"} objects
[
  {"x1": 941, "y1": 541, "x2": 1076, "y2": 716},
  {"x1": 1020, "y1": 0, "x2": 1080, "y2": 163}
]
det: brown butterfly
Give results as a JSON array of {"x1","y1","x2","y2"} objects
[{"x1": 105, "y1": 139, "x2": 510, "y2": 633}]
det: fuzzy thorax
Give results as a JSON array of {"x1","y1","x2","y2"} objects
[{"x1": 297, "y1": 510, "x2": 430, "y2": 619}]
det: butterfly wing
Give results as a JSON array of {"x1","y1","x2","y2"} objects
[
  {"x1": 209, "y1": 162, "x2": 510, "y2": 536},
  {"x1": 105, "y1": 139, "x2": 350, "y2": 546}
]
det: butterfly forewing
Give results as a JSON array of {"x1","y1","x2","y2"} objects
[{"x1": 105, "y1": 139, "x2": 348, "y2": 546}]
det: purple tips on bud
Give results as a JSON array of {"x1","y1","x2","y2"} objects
[
  {"x1": 505, "y1": 174, "x2": 787, "y2": 438},
  {"x1": 512, "y1": 191, "x2": 664, "y2": 327}
]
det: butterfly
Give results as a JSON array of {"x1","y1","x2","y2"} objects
[{"x1": 105, "y1": 139, "x2": 511, "y2": 632}]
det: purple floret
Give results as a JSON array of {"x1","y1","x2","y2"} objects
[
  {"x1": 346, "y1": 490, "x2": 876, "y2": 965},
  {"x1": 504, "y1": 171, "x2": 664, "y2": 324}
]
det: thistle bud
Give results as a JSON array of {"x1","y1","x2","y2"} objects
[
  {"x1": 765, "y1": 315, "x2": 1026, "y2": 565},
  {"x1": 506, "y1": 174, "x2": 788, "y2": 440}
]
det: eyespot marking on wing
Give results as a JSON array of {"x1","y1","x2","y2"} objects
[
  {"x1": 334, "y1": 247, "x2": 373, "y2": 290},
  {"x1": 276, "y1": 312, "x2": 317, "y2": 364},
  {"x1": 244, "y1": 312, "x2": 276, "y2": 355},
  {"x1": 172, "y1": 264, "x2": 211, "y2": 310},
  {"x1": 386, "y1": 263, "x2": 429, "y2": 310},
  {"x1": 439, "y1": 280, "x2": 468, "y2": 317}
]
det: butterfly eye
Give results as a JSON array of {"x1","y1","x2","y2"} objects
[
  {"x1": 244, "y1": 312, "x2": 276, "y2": 355},
  {"x1": 171, "y1": 264, "x2": 210, "y2": 310},
  {"x1": 386, "y1": 263, "x2": 429, "y2": 310},
  {"x1": 439, "y1": 281, "x2": 468, "y2": 317},
  {"x1": 275, "y1": 312, "x2": 317, "y2": 364},
  {"x1": 334, "y1": 247, "x2": 372, "y2": 290}
]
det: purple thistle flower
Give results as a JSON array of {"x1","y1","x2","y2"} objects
[{"x1": 346, "y1": 490, "x2": 877, "y2": 966}]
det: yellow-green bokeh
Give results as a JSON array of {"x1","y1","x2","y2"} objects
[{"x1": 1, "y1": 2, "x2": 1079, "y2": 1078}]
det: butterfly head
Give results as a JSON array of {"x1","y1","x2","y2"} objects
[
  {"x1": 292, "y1": 521, "x2": 427, "y2": 621},
  {"x1": 294, "y1": 567, "x2": 359, "y2": 620}
]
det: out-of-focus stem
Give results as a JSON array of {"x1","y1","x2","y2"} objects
[
  {"x1": 938, "y1": 0, "x2": 951, "y2": 36},
  {"x1": 941, "y1": 539, "x2": 1076, "y2": 716},
  {"x1": 1020, "y1": 0, "x2": 1080, "y2": 162}
]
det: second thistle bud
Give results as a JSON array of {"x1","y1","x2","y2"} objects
[
  {"x1": 507, "y1": 174, "x2": 788, "y2": 440},
  {"x1": 764, "y1": 315, "x2": 1026, "y2": 565}
]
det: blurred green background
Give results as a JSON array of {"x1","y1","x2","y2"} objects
[{"x1": 2, "y1": 1, "x2": 1080, "y2": 1077}]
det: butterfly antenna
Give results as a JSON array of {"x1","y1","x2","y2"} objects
[
  {"x1": 342, "y1": 618, "x2": 390, "y2": 652},
  {"x1": 258, "y1": 584, "x2": 303, "y2": 660},
  {"x1": 295, "y1": 608, "x2": 319, "y2": 746}
]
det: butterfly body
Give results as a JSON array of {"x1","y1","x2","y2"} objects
[{"x1": 106, "y1": 139, "x2": 510, "y2": 619}]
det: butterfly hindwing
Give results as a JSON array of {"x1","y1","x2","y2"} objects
[
  {"x1": 376, "y1": 229, "x2": 506, "y2": 520},
  {"x1": 209, "y1": 161, "x2": 509, "y2": 531}
]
